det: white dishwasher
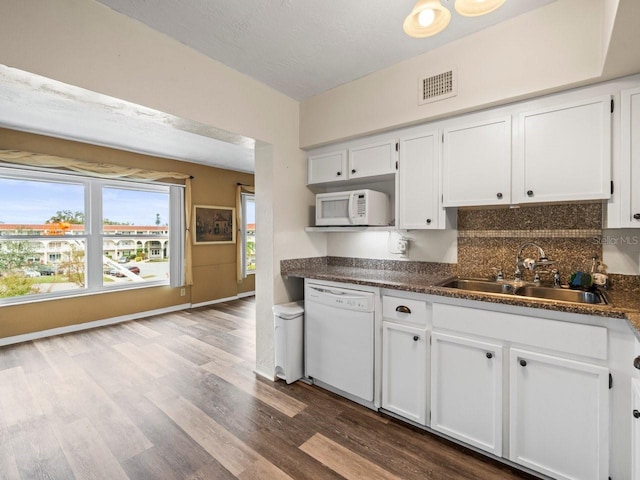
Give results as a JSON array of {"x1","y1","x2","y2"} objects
[{"x1": 305, "y1": 281, "x2": 375, "y2": 405}]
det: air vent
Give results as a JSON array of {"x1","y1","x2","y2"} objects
[{"x1": 418, "y1": 67, "x2": 457, "y2": 105}]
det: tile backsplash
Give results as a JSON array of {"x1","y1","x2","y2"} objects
[{"x1": 456, "y1": 203, "x2": 603, "y2": 284}]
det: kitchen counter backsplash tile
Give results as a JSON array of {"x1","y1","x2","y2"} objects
[
  {"x1": 457, "y1": 202, "x2": 603, "y2": 231},
  {"x1": 281, "y1": 256, "x2": 457, "y2": 277},
  {"x1": 457, "y1": 203, "x2": 605, "y2": 284},
  {"x1": 608, "y1": 273, "x2": 640, "y2": 292},
  {"x1": 457, "y1": 237, "x2": 603, "y2": 284}
]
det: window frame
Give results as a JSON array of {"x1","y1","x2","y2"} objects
[
  {"x1": 240, "y1": 192, "x2": 256, "y2": 277},
  {"x1": 0, "y1": 166, "x2": 184, "y2": 306}
]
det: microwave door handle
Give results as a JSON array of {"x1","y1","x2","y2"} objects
[{"x1": 347, "y1": 193, "x2": 355, "y2": 224}]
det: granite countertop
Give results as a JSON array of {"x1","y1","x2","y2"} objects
[{"x1": 282, "y1": 261, "x2": 640, "y2": 340}]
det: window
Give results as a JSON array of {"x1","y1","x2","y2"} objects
[
  {"x1": 241, "y1": 193, "x2": 256, "y2": 276},
  {"x1": 0, "y1": 167, "x2": 184, "y2": 304}
]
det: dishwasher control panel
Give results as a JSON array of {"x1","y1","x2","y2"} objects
[{"x1": 306, "y1": 282, "x2": 375, "y2": 312}]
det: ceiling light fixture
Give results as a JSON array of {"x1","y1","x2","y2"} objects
[
  {"x1": 454, "y1": 0, "x2": 506, "y2": 17},
  {"x1": 403, "y1": 0, "x2": 452, "y2": 38},
  {"x1": 404, "y1": 0, "x2": 507, "y2": 38}
]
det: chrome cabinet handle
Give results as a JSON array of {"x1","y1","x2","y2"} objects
[{"x1": 395, "y1": 305, "x2": 411, "y2": 314}]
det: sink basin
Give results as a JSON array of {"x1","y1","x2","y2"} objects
[
  {"x1": 439, "y1": 278, "x2": 607, "y2": 305},
  {"x1": 513, "y1": 285, "x2": 606, "y2": 304},
  {"x1": 439, "y1": 278, "x2": 514, "y2": 295}
]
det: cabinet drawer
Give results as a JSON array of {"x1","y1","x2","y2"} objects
[
  {"x1": 432, "y1": 303, "x2": 607, "y2": 360},
  {"x1": 383, "y1": 296, "x2": 427, "y2": 327}
]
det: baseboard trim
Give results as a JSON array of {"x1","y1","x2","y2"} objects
[
  {"x1": 191, "y1": 291, "x2": 255, "y2": 308},
  {"x1": 254, "y1": 368, "x2": 277, "y2": 382},
  {"x1": 0, "y1": 303, "x2": 191, "y2": 347}
]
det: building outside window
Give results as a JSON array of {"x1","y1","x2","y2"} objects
[
  {"x1": 241, "y1": 193, "x2": 256, "y2": 276},
  {"x1": 0, "y1": 167, "x2": 183, "y2": 304}
]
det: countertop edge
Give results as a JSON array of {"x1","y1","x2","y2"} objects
[{"x1": 283, "y1": 268, "x2": 640, "y2": 341}]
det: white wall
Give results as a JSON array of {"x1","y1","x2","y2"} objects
[
  {"x1": 327, "y1": 230, "x2": 457, "y2": 263},
  {"x1": 300, "y1": 0, "x2": 608, "y2": 148},
  {"x1": 0, "y1": 0, "x2": 317, "y2": 378},
  {"x1": 602, "y1": 229, "x2": 640, "y2": 275}
]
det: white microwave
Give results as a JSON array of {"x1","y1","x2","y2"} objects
[{"x1": 315, "y1": 189, "x2": 390, "y2": 226}]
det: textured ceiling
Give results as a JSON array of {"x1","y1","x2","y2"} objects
[
  {"x1": 95, "y1": 0, "x2": 555, "y2": 100},
  {"x1": 3, "y1": 0, "x2": 556, "y2": 173}
]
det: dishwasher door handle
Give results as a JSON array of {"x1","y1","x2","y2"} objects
[{"x1": 308, "y1": 285, "x2": 371, "y2": 300}]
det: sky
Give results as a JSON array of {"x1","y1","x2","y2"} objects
[
  {"x1": 0, "y1": 178, "x2": 169, "y2": 226},
  {"x1": 245, "y1": 196, "x2": 255, "y2": 224}
]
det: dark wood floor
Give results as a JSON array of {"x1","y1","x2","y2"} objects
[{"x1": 0, "y1": 297, "x2": 534, "y2": 479}]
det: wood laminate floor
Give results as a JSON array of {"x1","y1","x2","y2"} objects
[{"x1": 0, "y1": 298, "x2": 534, "y2": 479}]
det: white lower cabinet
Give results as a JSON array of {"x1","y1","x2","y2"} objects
[
  {"x1": 430, "y1": 332, "x2": 503, "y2": 455},
  {"x1": 632, "y1": 379, "x2": 640, "y2": 480},
  {"x1": 509, "y1": 348, "x2": 609, "y2": 480},
  {"x1": 381, "y1": 321, "x2": 428, "y2": 425}
]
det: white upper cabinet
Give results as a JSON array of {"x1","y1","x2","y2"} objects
[
  {"x1": 621, "y1": 86, "x2": 640, "y2": 227},
  {"x1": 307, "y1": 150, "x2": 347, "y2": 185},
  {"x1": 307, "y1": 138, "x2": 397, "y2": 186},
  {"x1": 397, "y1": 128, "x2": 445, "y2": 229},
  {"x1": 513, "y1": 95, "x2": 612, "y2": 204},
  {"x1": 348, "y1": 139, "x2": 397, "y2": 180},
  {"x1": 442, "y1": 115, "x2": 512, "y2": 207}
]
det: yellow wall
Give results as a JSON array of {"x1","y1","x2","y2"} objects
[
  {"x1": 0, "y1": 128, "x2": 255, "y2": 338},
  {"x1": 0, "y1": 0, "x2": 314, "y2": 377}
]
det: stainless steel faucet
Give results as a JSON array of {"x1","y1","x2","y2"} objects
[{"x1": 514, "y1": 242, "x2": 554, "y2": 281}]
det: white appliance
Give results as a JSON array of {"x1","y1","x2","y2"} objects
[
  {"x1": 305, "y1": 281, "x2": 375, "y2": 405},
  {"x1": 315, "y1": 189, "x2": 390, "y2": 226}
]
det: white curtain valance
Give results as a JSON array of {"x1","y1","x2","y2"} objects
[{"x1": 0, "y1": 149, "x2": 191, "y2": 181}]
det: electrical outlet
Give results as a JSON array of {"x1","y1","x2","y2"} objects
[{"x1": 180, "y1": 288, "x2": 186, "y2": 297}]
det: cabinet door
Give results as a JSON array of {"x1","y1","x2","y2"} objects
[
  {"x1": 633, "y1": 379, "x2": 640, "y2": 480},
  {"x1": 307, "y1": 150, "x2": 347, "y2": 185},
  {"x1": 514, "y1": 95, "x2": 611, "y2": 204},
  {"x1": 382, "y1": 322, "x2": 428, "y2": 425},
  {"x1": 430, "y1": 332, "x2": 503, "y2": 455},
  {"x1": 348, "y1": 139, "x2": 397, "y2": 180},
  {"x1": 509, "y1": 348, "x2": 609, "y2": 480},
  {"x1": 442, "y1": 116, "x2": 511, "y2": 207},
  {"x1": 398, "y1": 129, "x2": 444, "y2": 229},
  {"x1": 622, "y1": 87, "x2": 640, "y2": 227}
]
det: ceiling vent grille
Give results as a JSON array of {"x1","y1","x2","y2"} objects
[{"x1": 418, "y1": 67, "x2": 457, "y2": 105}]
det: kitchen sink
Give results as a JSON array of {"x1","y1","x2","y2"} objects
[
  {"x1": 439, "y1": 278, "x2": 514, "y2": 295},
  {"x1": 512, "y1": 285, "x2": 605, "y2": 304},
  {"x1": 438, "y1": 278, "x2": 607, "y2": 305}
]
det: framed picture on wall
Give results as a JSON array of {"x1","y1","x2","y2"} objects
[{"x1": 193, "y1": 205, "x2": 236, "y2": 245}]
